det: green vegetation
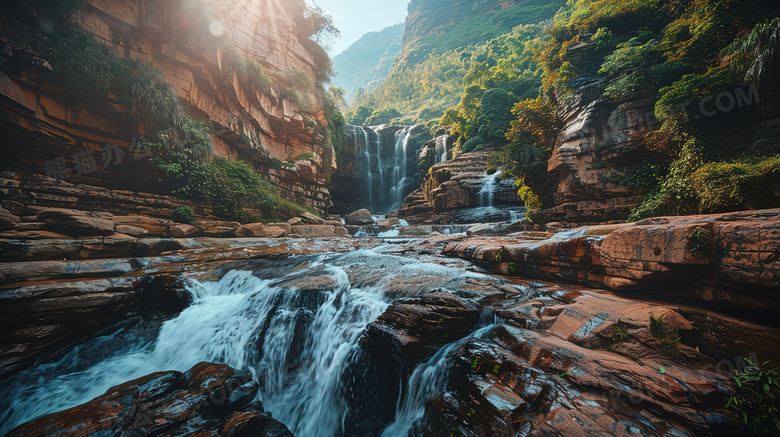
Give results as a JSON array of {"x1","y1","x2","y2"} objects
[
  {"x1": 172, "y1": 206, "x2": 195, "y2": 223},
  {"x1": 332, "y1": 23, "x2": 404, "y2": 102},
  {"x1": 147, "y1": 123, "x2": 315, "y2": 221},
  {"x1": 448, "y1": 0, "x2": 780, "y2": 222},
  {"x1": 365, "y1": 108, "x2": 401, "y2": 125},
  {"x1": 347, "y1": 14, "x2": 552, "y2": 126},
  {"x1": 611, "y1": 320, "x2": 630, "y2": 343},
  {"x1": 396, "y1": 0, "x2": 565, "y2": 69},
  {"x1": 727, "y1": 359, "x2": 780, "y2": 435},
  {"x1": 43, "y1": 26, "x2": 190, "y2": 137},
  {"x1": 688, "y1": 227, "x2": 713, "y2": 258},
  {"x1": 628, "y1": 151, "x2": 780, "y2": 221},
  {"x1": 650, "y1": 314, "x2": 681, "y2": 351}
]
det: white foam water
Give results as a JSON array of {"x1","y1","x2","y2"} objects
[{"x1": 0, "y1": 252, "x2": 492, "y2": 436}]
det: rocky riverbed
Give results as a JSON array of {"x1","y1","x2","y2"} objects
[{"x1": 1, "y1": 208, "x2": 779, "y2": 436}]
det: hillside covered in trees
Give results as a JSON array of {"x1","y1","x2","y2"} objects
[{"x1": 331, "y1": 23, "x2": 405, "y2": 103}]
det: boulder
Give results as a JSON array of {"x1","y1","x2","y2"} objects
[
  {"x1": 375, "y1": 220, "x2": 393, "y2": 231},
  {"x1": 38, "y1": 208, "x2": 115, "y2": 236},
  {"x1": 299, "y1": 212, "x2": 325, "y2": 225},
  {"x1": 115, "y1": 224, "x2": 149, "y2": 237},
  {"x1": 0, "y1": 207, "x2": 21, "y2": 231},
  {"x1": 265, "y1": 222, "x2": 293, "y2": 234},
  {"x1": 1, "y1": 200, "x2": 25, "y2": 216},
  {"x1": 287, "y1": 217, "x2": 303, "y2": 225},
  {"x1": 191, "y1": 220, "x2": 241, "y2": 237},
  {"x1": 466, "y1": 223, "x2": 509, "y2": 237},
  {"x1": 115, "y1": 216, "x2": 172, "y2": 236},
  {"x1": 170, "y1": 223, "x2": 200, "y2": 238},
  {"x1": 6, "y1": 362, "x2": 292, "y2": 437},
  {"x1": 236, "y1": 223, "x2": 288, "y2": 238},
  {"x1": 0, "y1": 230, "x2": 72, "y2": 240},
  {"x1": 12, "y1": 222, "x2": 45, "y2": 231},
  {"x1": 345, "y1": 209, "x2": 374, "y2": 226},
  {"x1": 362, "y1": 293, "x2": 480, "y2": 371}
]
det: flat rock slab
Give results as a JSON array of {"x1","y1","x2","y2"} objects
[{"x1": 38, "y1": 208, "x2": 116, "y2": 236}]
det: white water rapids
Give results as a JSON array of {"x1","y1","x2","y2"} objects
[{"x1": 0, "y1": 251, "x2": 498, "y2": 436}]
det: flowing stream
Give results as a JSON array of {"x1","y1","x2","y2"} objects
[{"x1": 0, "y1": 251, "x2": 494, "y2": 436}]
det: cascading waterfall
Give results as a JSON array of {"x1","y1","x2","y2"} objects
[
  {"x1": 380, "y1": 323, "x2": 497, "y2": 436},
  {"x1": 435, "y1": 134, "x2": 449, "y2": 164},
  {"x1": 352, "y1": 124, "x2": 417, "y2": 214},
  {"x1": 479, "y1": 170, "x2": 503, "y2": 208},
  {"x1": 354, "y1": 125, "x2": 375, "y2": 211},
  {"x1": 0, "y1": 251, "x2": 490, "y2": 437},
  {"x1": 389, "y1": 126, "x2": 414, "y2": 212},
  {"x1": 373, "y1": 127, "x2": 385, "y2": 211}
]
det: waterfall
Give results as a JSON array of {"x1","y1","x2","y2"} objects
[
  {"x1": 389, "y1": 126, "x2": 414, "y2": 212},
  {"x1": 373, "y1": 127, "x2": 385, "y2": 211},
  {"x1": 0, "y1": 252, "x2": 489, "y2": 437},
  {"x1": 479, "y1": 170, "x2": 503, "y2": 208},
  {"x1": 352, "y1": 124, "x2": 416, "y2": 214},
  {"x1": 435, "y1": 134, "x2": 449, "y2": 164},
  {"x1": 354, "y1": 125, "x2": 374, "y2": 212},
  {"x1": 380, "y1": 323, "x2": 497, "y2": 436}
]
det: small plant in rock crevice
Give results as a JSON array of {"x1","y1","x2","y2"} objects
[
  {"x1": 650, "y1": 314, "x2": 681, "y2": 352},
  {"x1": 688, "y1": 227, "x2": 713, "y2": 258},
  {"x1": 172, "y1": 206, "x2": 194, "y2": 222},
  {"x1": 611, "y1": 321, "x2": 630, "y2": 343}
]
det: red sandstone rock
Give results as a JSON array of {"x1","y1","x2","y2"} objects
[
  {"x1": 115, "y1": 224, "x2": 149, "y2": 237},
  {"x1": 236, "y1": 223, "x2": 288, "y2": 238},
  {"x1": 289, "y1": 224, "x2": 337, "y2": 238},
  {"x1": 443, "y1": 209, "x2": 780, "y2": 314},
  {"x1": 345, "y1": 209, "x2": 375, "y2": 226},
  {"x1": 299, "y1": 212, "x2": 326, "y2": 225},
  {"x1": 170, "y1": 223, "x2": 199, "y2": 238},
  {"x1": 115, "y1": 216, "x2": 172, "y2": 237},
  {"x1": 0, "y1": 207, "x2": 21, "y2": 231},
  {"x1": 37, "y1": 208, "x2": 116, "y2": 236},
  {"x1": 191, "y1": 220, "x2": 241, "y2": 237}
]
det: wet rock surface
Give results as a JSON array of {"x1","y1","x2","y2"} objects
[
  {"x1": 359, "y1": 275, "x2": 769, "y2": 436},
  {"x1": 399, "y1": 150, "x2": 522, "y2": 224},
  {"x1": 6, "y1": 362, "x2": 292, "y2": 437},
  {"x1": 345, "y1": 208, "x2": 375, "y2": 225},
  {"x1": 444, "y1": 209, "x2": 780, "y2": 318},
  {"x1": 1, "y1": 210, "x2": 779, "y2": 436}
]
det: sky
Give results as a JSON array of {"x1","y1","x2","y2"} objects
[{"x1": 307, "y1": 0, "x2": 409, "y2": 56}]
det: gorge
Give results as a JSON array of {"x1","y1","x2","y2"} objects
[{"x1": 1, "y1": 0, "x2": 780, "y2": 436}]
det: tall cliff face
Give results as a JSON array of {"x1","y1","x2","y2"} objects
[{"x1": 0, "y1": 0, "x2": 333, "y2": 211}]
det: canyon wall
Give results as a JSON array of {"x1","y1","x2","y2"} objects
[
  {"x1": 534, "y1": 41, "x2": 780, "y2": 225},
  {"x1": 0, "y1": 0, "x2": 333, "y2": 212}
]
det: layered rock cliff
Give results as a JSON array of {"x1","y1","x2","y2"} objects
[{"x1": 0, "y1": 0, "x2": 333, "y2": 211}]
